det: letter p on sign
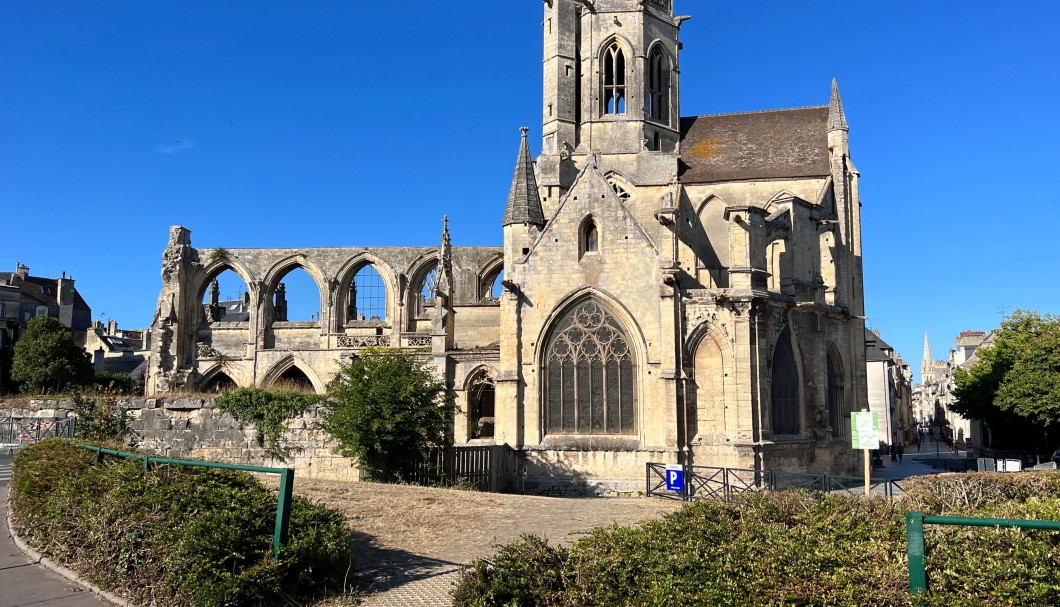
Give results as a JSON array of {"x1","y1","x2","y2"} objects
[{"x1": 665, "y1": 463, "x2": 684, "y2": 492}]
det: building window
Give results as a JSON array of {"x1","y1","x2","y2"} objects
[
  {"x1": 601, "y1": 41, "x2": 626, "y2": 115},
  {"x1": 771, "y1": 331, "x2": 800, "y2": 435},
  {"x1": 647, "y1": 46, "x2": 670, "y2": 123},
  {"x1": 350, "y1": 264, "x2": 387, "y2": 321},
  {"x1": 35, "y1": 306, "x2": 48, "y2": 318},
  {"x1": 468, "y1": 369, "x2": 496, "y2": 439},
  {"x1": 544, "y1": 299, "x2": 635, "y2": 435},
  {"x1": 580, "y1": 217, "x2": 599, "y2": 258},
  {"x1": 417, "y1": 263, "x2": 440, "y2": 315},
  {"x1": 827, "y1": 346, "x2": 845, "y2": 437}
]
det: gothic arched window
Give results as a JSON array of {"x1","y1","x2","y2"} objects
[
  {"x1": 544, "y1": 299, "x2": 635, "y2": 435},
  {"x1": 417, "y1": 263, "x2": 440, "y2": 315},
  {"x1": 647, "y1": 46, "x2": 670, "y2": 123},
  {"x1": 602, "y1": 41, "x2": 626, "y2": 115},
  {"x1": 468, "y1": 369, "x2": 496, "y2": 439},
  {"x1": 771, "y1": 331, "x2": 800, "y2": 435},
  {"x1": 827, "y1": 346, "x2": 845, "y2": 437},
  {"x1": 350, "y1": 264, "x2": 387, "y2": 322},
  {"x1": 581, "y1": 217, "x2": 599, "y2": 258}
]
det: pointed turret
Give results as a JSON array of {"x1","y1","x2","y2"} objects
[
  {"x1": 828, "y1": 78, "x2": 848, "y2": 132},
  {"x1": 502, "y1": 127, "x2": 546, "y2": 228},
  {"x1": 437, "y1": 216, "x2": 453, "y2": 295}
]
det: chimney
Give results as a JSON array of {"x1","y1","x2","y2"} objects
[
  {"x1": 107, "y1": 318, "x2": 118, "y2": 335},
  {"x1": 15, "y1": 263, "x2": 29, "y2": 279}
]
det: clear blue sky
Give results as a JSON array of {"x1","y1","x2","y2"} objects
[{"x1": 3, "y1": 1, "x2": 1058, "y2": 384}]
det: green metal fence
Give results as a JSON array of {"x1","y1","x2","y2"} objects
[
  {"x1": 905, "y1": 511, "x2": 1060, "y2": 595},
  {"x1": 66, "y1": 442, "x2": 294, "y2": 558}
]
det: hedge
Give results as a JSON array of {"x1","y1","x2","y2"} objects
[
  {"x1": 9, "y1": 440, "x2": 352, "y2": 607},
  {"x1": 453, "y1": 471, "x2": 1060, "y2": 607}
]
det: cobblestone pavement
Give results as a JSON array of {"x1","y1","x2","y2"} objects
[{"x1": 354, "y1": 540, "x2": 463, "y2": 607}]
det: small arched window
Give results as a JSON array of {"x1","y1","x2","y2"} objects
[
  {"x1": 580, "y1": 218, "x2": 599, "y2": 258},
  {"x1": 601, "y1": 41, "x2": 626, "y2": 115},
  {"x1": 771, "y1": 330, "x2": 800, "y2": 435},
  {"x1": 647, "y1": 46, "x2": 670, "y2": 123}
]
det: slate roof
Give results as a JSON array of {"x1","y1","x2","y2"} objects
[
  {"x1": 0, "y1": 272, "x2": 91, "y2": 311},
  {"x1": 502, "y1": 128, "x2": 546, "y2": 227},
  {"x1": 678, "y1": 106, "x2": 832, "y2": 184}
]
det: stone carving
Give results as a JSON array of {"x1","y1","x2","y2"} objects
[
  {"x1": 197, "y1": 343, "x2": 220, "y2": 359},
  {"x1": 404, "y1": 334, "x2": 433, "y2": 347},
  {"x1": 337, "y1": 335, "x2": 391, "y2": 349}
]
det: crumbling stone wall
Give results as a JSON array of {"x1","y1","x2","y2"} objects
[{"x1": 4, "y1": 398, "x2": 358, "y2": 481}]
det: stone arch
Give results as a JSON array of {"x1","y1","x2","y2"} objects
[
  {"x1": 190, "y1": 257, "x2": 258, "y2": 324},
  {"x1": 579, "y1": 214, "x2": 599, "y2": 258},
  {"x1": 477, "y1": 255, "x2": 504, "y2": 301},
  {"x1": 687, "y1": 324, "x2": 734, "y2": 446},
  {"x1": 645, "y1": 40, "x2": 674, "y2": 125},
  {"x1": 826, "y1": 344, "x2": 845, "y2": 437},
  {"x1": 690, "y1": 193, "x2": 730, "y2": 285},
  {"x1": 603, "y1": 171, "x2": 634, "y2": 202},
  {"x1": 198, "y1": 362, "x2": 249, "y2": 393},
  {"x1": 769, "y1": 325, "x2": 803, "y2": 437},
  {"x1": 599, "y1": 35, "x2": 633, "y2": 116},
  {"x1": 406, "y1": 254, "x2": 440, "y2": 327},
  {"x1": 537, "y1": 290, "x2": 644, "y2": 436},
  {"x1": 260, "y1": 355, "x2": 324, "y2": 394},
  {"x1": 463, "y1": 365, "x2": 497, "y2": 439},
  {"x1": 764, "y1": 190, "x2": 798, "y2": 214},
  {"x1": 260, "y1": 253, "x2": 326, "y2": 324},
  {"x1": 335, "y1": 253, "x2": 399, "y2": 326}
]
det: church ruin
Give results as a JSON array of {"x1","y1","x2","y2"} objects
[{"x1": 148, "y1": 0, "x2": 868, "y2": 487}]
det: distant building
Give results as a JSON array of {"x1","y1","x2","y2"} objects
[
  {"x1": 0, "y1": 263, "x2": 92, "y2": 332},
  {"x1": 913, "y1": 330, "x2": 992, "y2": 448},
  {"x1": 865, "y1": 329, "x2": 914, "y2": 449},
  {"x1": 83, "y1": 319, "x2": 150, "y2": 382}
]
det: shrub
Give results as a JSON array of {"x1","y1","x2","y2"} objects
[
  {"x1": 11, "y1": 316, "x2": 94, "y2": 394},
  {"x1": 902, "y1": 470, "x2": 1060, "y2": 513},
  {"x1": 324, "y1": 348, "x2": 453, "y2": 482},
  {"x1": 214, "y1": 387, "x2": 322, "y2": 461},
  {"x1": 93, "y1": 371, "x2": 133, "y2": 394},
  {"x1": 453, "y1": 474, "x2": 1060, "y2": 607},
  {"x1": 72, "y1": 392, "x2": 137, "y2": 447},
  {"x1": 9, "y1": 440, "x2": 352, "y2": 607}
]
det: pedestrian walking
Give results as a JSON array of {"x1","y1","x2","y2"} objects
[
  {"x1": 889, "y1": 444, "x2": 897, "y2": 462},
  {"x1": 897, "y1": 443, "x2": 904, "y2": 463}
]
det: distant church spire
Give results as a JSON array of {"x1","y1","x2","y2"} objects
[
  {"x1": 502, "y1": 127, "x2": 545, "y2": 228},
  {"x1": 921, "y1": 332, "x2": 933, "y2": 381},
  {"x1": 828, "y1": 78, "x2": 848, "y2": 132}
]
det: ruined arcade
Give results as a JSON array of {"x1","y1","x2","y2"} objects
[{"x1": 148, "y1": 0, "x2": 868, "y2": 489}]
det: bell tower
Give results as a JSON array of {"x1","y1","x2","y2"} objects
[{"x1": 538, "y1": 0, "x2": 686, "y2": 195}]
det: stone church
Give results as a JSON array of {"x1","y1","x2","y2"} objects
[{"x1": 148, "y1": 0, "x2": 867, "y2": 488}]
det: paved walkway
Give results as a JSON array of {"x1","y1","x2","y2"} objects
[{"x1": 0, "y1": 455, "x2": 114, "y2": 607}]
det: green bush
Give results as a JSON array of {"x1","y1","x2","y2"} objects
[
  {"x1": 72, "y1": 392, "x2": 137, "y2": 447},
  {"x1": 9, "y1": 440, "x2": 352, "y2": 607},
  {"x1": 454, "y1": 474, "x2": 1060, "y2": 607},
  {"x1": 214, "y1": 387, "x2": 322, "y2": 461},
  {"x1": 93, "y1": 371, "x2": 133, "y2": 394}
]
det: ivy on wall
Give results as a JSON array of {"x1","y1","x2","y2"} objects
[{"x1": 214, "y1": 388, "x2": 322, "y2": 461}]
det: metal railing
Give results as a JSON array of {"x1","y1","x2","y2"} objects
[
  {"x1": 1, "y1": 417, "x2": 76, "y2": 448},
  {"x1": 66, "y1": 442, "x2": 294, "y2": 557},
  {"x1": 647, "y1": 463, "x2": 904, "y2": 501},
  {"x1": 905, "y1": 512, "x2": 1060, "y2": 595}
]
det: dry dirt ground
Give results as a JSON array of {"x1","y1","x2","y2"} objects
[{"x1": 294, "y1": 478, "x2": 683, "y2": 606}]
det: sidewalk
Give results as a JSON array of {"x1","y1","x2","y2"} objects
[{"x1": 1, "y1": 462, "x2": 115, "y2": 606}]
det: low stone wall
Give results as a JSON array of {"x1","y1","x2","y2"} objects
[{"x1": 1, "y1": 397, "x2": 359, "y2": 482}]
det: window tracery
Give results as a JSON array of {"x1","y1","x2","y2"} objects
[
  {"x1": 544, "y1": 300, "x2": 635, "y2": 435},
  {"x1": 771, "y1": 331, "x2": 800, "y2": 435},
  {"x1": 602, "y1": 41, "x2": 626, "y2": 115},
  {"x1": 647, "y1": 46, "x2": 670, "y2": 123}
]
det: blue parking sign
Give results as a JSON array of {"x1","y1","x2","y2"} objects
[{"x1": 665, "y1": 464, "x2": 684, "y2": 492}]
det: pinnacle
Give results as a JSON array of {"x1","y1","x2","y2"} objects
[
  {"x1": 502, "y1": 127, "x2": 546, "y2": 228},
  {"x1": 828, "y1": 78, "x2": 848, "y2": 132}
]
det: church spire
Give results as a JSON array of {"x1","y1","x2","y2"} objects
[
  {"x1": 921, "y1": 332, "x2": 933, "y2": 381},
  {"x1": 502, "y1": 127, "x2": 545, "y2": 228},
  {"x1": 828, "y1": 78, "x2": 849, "y2": 132}
]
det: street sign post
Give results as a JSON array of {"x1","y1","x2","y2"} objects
[{"x1": 852, "y1": 410, "x2": 879, "y2": 496}]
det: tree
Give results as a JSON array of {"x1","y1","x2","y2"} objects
[
  {"x1": 952, "y1": 310, "x2": 1060, "y2": 449},
  {"x1": 323, "y1": 348, "x2": 453, "y2": 482},
  {"x1": 11, "y1": 316, "x2": 94, "y2": 394}
]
